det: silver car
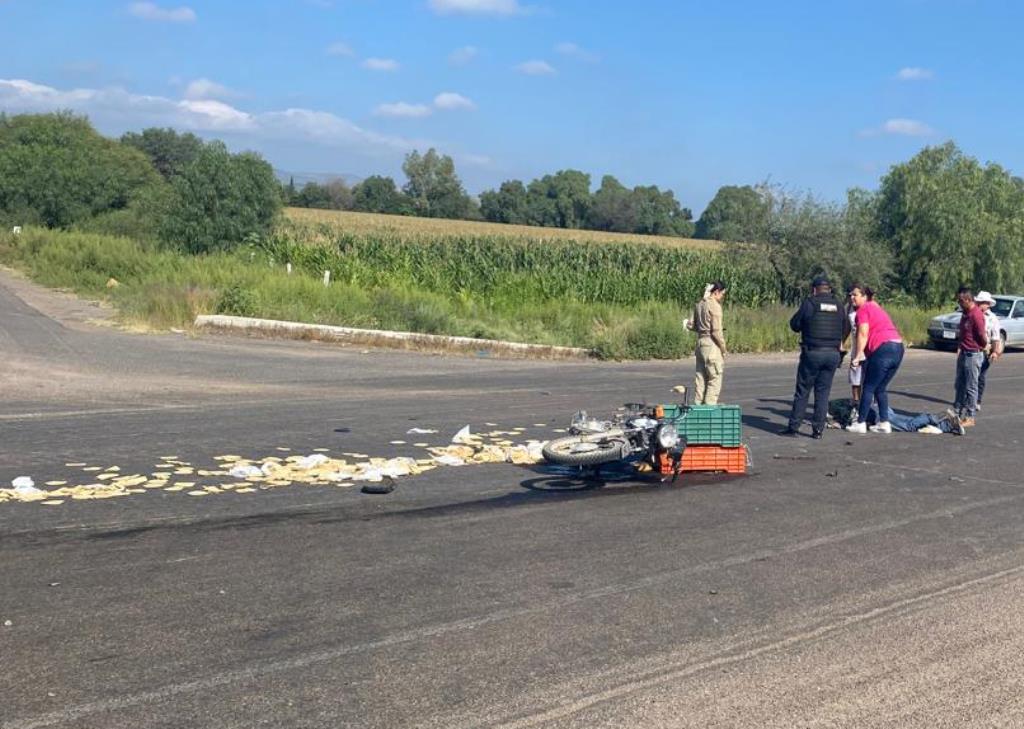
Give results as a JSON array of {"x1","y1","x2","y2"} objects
[{"x1": 928, "y1": 295, "x2": 1024, "y2": 349}]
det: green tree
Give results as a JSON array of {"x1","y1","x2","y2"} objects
[
  {"x1": 479, "y1": 180, "x2": 529, "y2": 224},
  {"x1": 631, "y1": 184, "x2": 694, "y2": 237},
  {"x1": 587, "y1": 175, "x2": 636, "y2": 232},
  {"x1": 293, "y1": 182, "x2": 331, "y2": 209},
  {"x1": 525, "y1": 169, "x2": 592, "y2": 228},
  {"x1": 159, "y1": 141, "x2": 281, "y2": 253},
  {"x1": 757, "y1": 186, "x2": 892, "y2": 304},
  {"x1": 323, "y1": 179, "x2": 354, "y2": 210},
  {"x1": 694, "y1": 185, "x2": 769, "y2": 241},
  {"x1": 293, "y1": 179, "x2": 354, "y2": 210},
  {"x1": 0, "y1": 112, "x2": 162, "y2": 228},
  {"x1": 120, "y1": 127, "x2": 205, "y2": 180},
  {"x1": 282, "y1": 176, "x2": 297, "y2": 205},
  {"x1": 875, "y1": 142, "x2": 1024, "y2": 305},
  {"x1": 402, "y1": 148, "x2": 476, "y2": 219},
  {"x1": 352, "y1": 175, "x2": 413, "y2": 214}
]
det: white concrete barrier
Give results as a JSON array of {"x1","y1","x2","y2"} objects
[{"x1": 194, "y1": 314, "x2": 590, "y2": 359}]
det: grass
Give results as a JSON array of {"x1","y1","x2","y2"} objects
[{"x1": 0, "y1": 226, "x2": 940, "y2": 359}]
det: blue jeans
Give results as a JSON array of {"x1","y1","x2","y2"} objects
[
  {"x1": 857, "y1": 342, "x2": 904, "y2": 424},
  {"x1": 868, "y1": 406, "x2": 953, "y2": 433},
  {"x1": 954, "y1": 350, "x2": 984, "y2": 417},
  {"x1": 978, "y1": 354, "x2": 992, "y2": 405},
  {"x1": 883, "y1": 407, "x2": 951, "y2": 433}
]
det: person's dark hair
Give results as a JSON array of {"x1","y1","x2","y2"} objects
[
  {"x1": 709, "y1": 280, "x2": 727, "y2": 293},
  {"x1": 849, "y1": 283, "x2": 874, "y2": 301},
  {"x1": 957, "y1": 286, "x2": 974, "y2": 301}
]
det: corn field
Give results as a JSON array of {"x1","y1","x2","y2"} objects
[
  {"x1": 285, "y1": 208, "x2": 722, "y2": 250},
  {"x1": 269, "y1": 219, "x2": 778, "y2": 309}
]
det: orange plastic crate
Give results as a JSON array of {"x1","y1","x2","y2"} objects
[{"x1": 679, "y1": 445, "x2": 748, "y2": 474}]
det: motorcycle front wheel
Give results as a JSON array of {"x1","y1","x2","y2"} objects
[{"x1": 542, "y1": 436, "x2": 630, "y2": 467}]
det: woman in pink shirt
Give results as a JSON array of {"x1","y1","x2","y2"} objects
[{"x1": 846, "y1": 284, "x2": 904, "y2": 433}]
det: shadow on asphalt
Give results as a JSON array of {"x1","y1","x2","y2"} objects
[
  {"x1": 4, "y1": 467, "x2": 742, "y2": 548},
  {"x1": 744, "y1": 397, "x2": 791, "y2": 435},
  {"x1": 889, "y1": 390, "x2": 951, "y2": 407}
]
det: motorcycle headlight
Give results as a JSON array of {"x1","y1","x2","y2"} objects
[{"x1": 656, "y1": 424, "x2": 679, "y2": 449}]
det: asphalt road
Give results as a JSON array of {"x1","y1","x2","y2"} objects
[{"x1": 2, "y1": 270, "x2": 1024, "y2": 728}]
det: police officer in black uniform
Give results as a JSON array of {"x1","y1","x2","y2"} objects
[{"x1": 781, "y1": 275, "x2": 851, "y2": 438}]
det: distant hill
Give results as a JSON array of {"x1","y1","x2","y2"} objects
[{"x1": 274, "y1": 169, "x2": 363, "y2": 187}]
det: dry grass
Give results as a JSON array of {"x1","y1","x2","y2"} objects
[{"x1": 285, "y1": 207, "x2": 722, "y2": 250}]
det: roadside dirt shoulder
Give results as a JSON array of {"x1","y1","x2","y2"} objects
[{"x1": 0, "y1": 266, "x2": 115, "y2": 330}]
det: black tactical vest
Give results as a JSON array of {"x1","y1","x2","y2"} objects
[{"x1": 803, "y1": 293, "x2": 844, "y2": 348}]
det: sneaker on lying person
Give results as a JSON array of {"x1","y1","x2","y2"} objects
[{"x1": 917, "y1": 425, "x2": 943, "y2": 434}]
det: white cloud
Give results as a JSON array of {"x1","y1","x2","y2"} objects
[
  {"x1": 429, "y1": 0, "x2": 525, "y2": 16},
  {"x1": 433, "y1": 92, "x2": 476, "y2": 111},
  {"x1": 881, "y1": 118, "x2": 935, "y2": 136},
  {"x1": 183, "y1": 78, "x2": 237, "y2": 101},
  {"x1": 259, "y1": 108, "x2": 422, "y2": 151},
  {"x1": 127, "y1": 2, "x2": 196, "y2": 22},
  {"x1": 326, "y1": 41, "x2": 354, "y2": 57},
  {"x1": 449, "y1": 45, "x2": 479, "y2": 65},
  {"x1": 895, "y1": 67, "x2": 934, "y2": 81},
  {"x1": 458, "y1": 153, "x2": 491, "y2": 166},
  {"x1": 374, "y1": 101, "x2": 433, "y2": 118},
  {"x1": 0, "y1": 77, "x2": 423, "y2": 154},
  {"x1": 177, "y1": 99, "x2": 256, "y2": 130},
  {"x1": 515, "y1": 60, "x2": 555, "y2": 75},
  {"x1": 361, "y1": 58, "x2": 400, "y2": 72},
  {"x1": 860, "y1": 118, "x2": 936, "y2": 137},
  {"x1": 554, "y1": 42, "x2": 598, "y2": 62}
]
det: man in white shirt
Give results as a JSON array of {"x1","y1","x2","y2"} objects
[{"x1": 975, "y1": 291, "x2": 1003, "y2": 413}]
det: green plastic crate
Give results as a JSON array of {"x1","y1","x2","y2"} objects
[{"x1": 661, "y1": 404, "x2": 742, "y2": 446}]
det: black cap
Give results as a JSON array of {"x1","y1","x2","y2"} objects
[{"x1": 811, "y1": 275, "x2": 831, "y2": 288}]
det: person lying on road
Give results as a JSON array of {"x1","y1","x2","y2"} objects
[{"x1": 826, "y1": 398, "x2": 965, "y2": 436}]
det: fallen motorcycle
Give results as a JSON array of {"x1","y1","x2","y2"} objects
[{"x1": 542, "y1": 403, "x2": 686, "y2": 480}]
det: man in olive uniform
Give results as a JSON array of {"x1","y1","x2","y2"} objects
[{"x1": 781, "y1": 275, "x2": 851, "y2": 438}]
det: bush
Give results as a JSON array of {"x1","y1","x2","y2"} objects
[
  {"x1": 160, "y1": 142, "x2": 282, "y2": 253},
  {"x1": 216, "y1": 285, "x2": 260, "y2": 317},
  {"x1": 0, "y1": 112, "x2": 163, "y2": 229}
]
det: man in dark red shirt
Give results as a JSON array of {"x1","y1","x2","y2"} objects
[{"x1": 953, "y1": 287, "x2": 988, "y2": 426}]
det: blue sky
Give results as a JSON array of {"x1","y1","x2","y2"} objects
[{"x1": 2, "y1": 0, "x2": 1022, "y2": 213}]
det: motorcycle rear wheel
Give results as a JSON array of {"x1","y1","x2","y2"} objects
[{"x1": 542, "y1": 435, "x2": 629, "y2": 466}]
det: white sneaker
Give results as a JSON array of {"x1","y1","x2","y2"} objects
[
  {"x1": 869, "y1": 422, "x2": 892, "y2": 434},
  {"x1": 846, "y1": 421, "x2": 867, "y2": 434}
]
